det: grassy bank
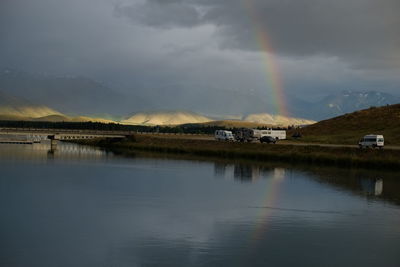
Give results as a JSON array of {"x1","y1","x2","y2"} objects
[
  {"x1": 73, "y1": 135, "x2": 400, "y2": 170},
  {"x1": 289, "y1": 104, "x2": 400, "y2": 145}
]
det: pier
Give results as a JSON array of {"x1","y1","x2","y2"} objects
[{"x1": 0, "y1": 128, "x2": 127, "y2": 142}]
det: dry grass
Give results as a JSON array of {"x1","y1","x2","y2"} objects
[
  {"x1": 290, "y1": 104, "x2": 400, "y2": 145},
  {"x1": 75, "y1": 135, "x2": 400, "y2": 170},
  {"x1": 190, "y1": 120, "x2": 275, "y2": 128}
]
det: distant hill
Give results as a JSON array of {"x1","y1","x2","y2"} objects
[
  {"x1": 0, "y1": 69, "x2": 135, "y2": 115},
  {"x1": 0, "y1": 106, "x2": 62, "y2": 119},
  {"x1": 121, "y1": 111, "x2": 212, "y2": 126},
  {"x1": 0, "y1": 91, "x2": 62, "y2": 118},
  {"x1": 33, "y1": 115, "x2": 116, "y2": 123},
  {"x1": 122, "y1": 110, "x2": 316, "y2": 127},
  {"x1": 1, "y1": 69, "x2": 398, "y2": 121},
  {"x1": 0, "y1": 91, "x2": 116, "y2": 123},
  {"x1": 0, "y1": 113, "x2": 117, "y2": 124},
  {"x1": 294, "y1": 104, "x2": 400, "y2": 145},
  {"x1": 243, "y1": 113, "x2": 315, "y2": 126},
  {"x1": 189, "y1": 120, "x2": 278, "y2": 129}
]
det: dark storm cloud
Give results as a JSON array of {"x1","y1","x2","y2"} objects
[
  {"x1": 116, "y1": 0, "x2": 400, "y2": 69},
  {"x1": 0, "y1": 0, "x2": 399, "y2": 117},
  {"x1": 115, "y1": 0, "x2": 202, "y2": 28}
]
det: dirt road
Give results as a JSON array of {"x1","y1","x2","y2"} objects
[{"x1": 141, "y1": 133, "x2": 400, "y2": 150}]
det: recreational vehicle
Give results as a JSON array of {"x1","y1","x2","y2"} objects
[
  {"x1": 358, "y1": 134, "x2": 384, "y2": 149},
  {"x1": 215, "y1": 130, "x2": 235, "y2": 141},
  {"x1": 234, "y1": 128, "x2": 262, "y2": 142},
  {"x1": 260, "y1": 129, "x2": 287, "y2": 140}
]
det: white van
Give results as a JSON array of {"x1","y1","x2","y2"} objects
[
  {"x1": 358, "y1": 135, "x2": 384, "y2": 149},
  {"x1": 215, "y1": 130, "x2": 234, "y2": 141}
]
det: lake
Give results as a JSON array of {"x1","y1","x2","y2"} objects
[{"x1": 0, "y1": 142, "x2": 399, "y2": 267}]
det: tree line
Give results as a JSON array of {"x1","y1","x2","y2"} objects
[{"x1": 0, "y1": 120, "x2": 287, "y2": 134}]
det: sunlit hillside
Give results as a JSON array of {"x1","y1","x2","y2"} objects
[
  {"x1": 0, "y1": 90, "x2": 62, "y2": 119},
  {"x1": 122, "y1": 111, "x2": 212, "y2": 126},
  {"x1": 192, "y1": 120, "x2": 276, "y2": 128},
  {"x1": 0, "y1": 106, "x2": 62, "y2": 119},
  {"x1": 32, "y1": 115, "x2": 116, "y2": 123},
  {"x1": 244, "y1": 113, "x2": 316, "y2": 127}
]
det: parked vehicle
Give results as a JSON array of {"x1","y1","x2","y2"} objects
[
  {"x1": 358, "y1": 134, "x2": 384, "y2": 149},
  {"x1": 292, "y1": 132, "x2": 302, "y2": 139},
  {"x1": 235, "y1": 128, "x2": 262, "y2": 142},
  {"x1": 260, "y1": 129, "x2": 287, "y2": 140},
  {"x1": 215, "y1": 130, "x2": 235, "y2": 141},
  {"x1": 260, "y1": 136, "x2": 277, "y2": 144}
]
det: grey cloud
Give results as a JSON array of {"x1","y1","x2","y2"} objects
[
  {"x1": 115, "y1": 0, "x2": 202, "y2": 28},
  {"x1": 1, "y1": 0, "x2": 399, "y2": 118},
  {"x1": 116, "y1": 0, "x2": 400, "y2": 69}
]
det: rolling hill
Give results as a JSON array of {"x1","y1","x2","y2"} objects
[
  {"x1": 0, "y1": 91, "x2": 62, "y2": 119},
  {"x1": 32, "y1": 115, "x2": 116, "y2": 123},
  {"x1": 190, "y1": 116, "x2": 315, "y2": 129},
  {"x1": 121, "y1": 111, "x2": 316, "y2": 127},
  {"x1": 121, "y1": 111, "x2": 212, "y2": 126},
  {"x1": 0, "y1": 69, "x2": 134, "y2": 115},
  {"x1": 187, "y1": 120, "x2": 279, "y2": 129},
  {"x1": 294, "y1": 104, "x2": 400, "y2": 145},
  {"x1": 243, "y1": 113, "x2": 315, "y2": 126},
  {"x1": 0, "y1": 91, "x2": 116, "y2": 123}
]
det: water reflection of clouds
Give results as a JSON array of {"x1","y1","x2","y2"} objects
[
  {"x1": 1, "y1": 152, "x2": 400, "y2": 266},
  {"x1": 111, "y1": 214, "x2": 400, "y2": 267}
]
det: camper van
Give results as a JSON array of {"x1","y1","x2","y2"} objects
[
  {"x1": 358, "y1": 135, "x2": 384, "y2": 149},
  {"x1": 215, "y1": 130, "x2": 235, "y2": 141},
  {"x1": 234, "y1": 128, "x2": 262, "y2": 142},
  {"x1": 260, "y1": 129, "x2": 287, "y2": 140}
]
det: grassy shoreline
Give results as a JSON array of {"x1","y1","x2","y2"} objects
[{"x1": 73, "y1": 135, "x2": 400, "y2": 170}]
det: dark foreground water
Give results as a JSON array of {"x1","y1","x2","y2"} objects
[{"x1": 0, "y1": 142, "x2": 399, "y2": 267}]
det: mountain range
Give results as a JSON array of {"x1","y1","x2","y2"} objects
[
  {"x1": 313, "y1": 90, "x2": 400, "y2": 118},
  {"x1": 0, "y1": 68, "x2": 398, "y2": 122},
  {"x1": 0, "y1": 91, "x2": 115, "y2": 123},
  {"x1": 0, "y1": 89, "x2": 316, "y2": 126},
  {"x1": 0, "y1": 90, "x2": 315, "y2": 126},
  {"x1": 0, "y1": 69, "x2": 132, "y2": 116}
]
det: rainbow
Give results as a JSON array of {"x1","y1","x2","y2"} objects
[
  {"x1": 251, "y1": 169, "x2": 285, "y2": 241},
  {"x1": 241, "y1": 0, "x2": 289, "y2": 117}
]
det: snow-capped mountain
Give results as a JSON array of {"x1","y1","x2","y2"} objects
[{"x1": 314, "y1": 90, "x2": 400, "y2": 119}]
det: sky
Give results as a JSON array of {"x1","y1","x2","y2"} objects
[{"x1": 1, "y1": 0, "x2": 400, "y2": 114}]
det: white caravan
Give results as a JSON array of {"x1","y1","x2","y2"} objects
[
  {"x1": 358, "y1": 134, "x2": 384, "y2": 149},
  {"x1": 215, "y1": 130, "x2": 235, "y2": 141},
  {"x1": 260, "y1": 129, "x2": 287, "y2": 140},
  {"x1": 235, "y1": 128, "x2": 262, "y2": 142}
]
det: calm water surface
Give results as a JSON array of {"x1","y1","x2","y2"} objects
[{"x1": 0, "y1": 142, "x2": 399, "y2": 267}]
